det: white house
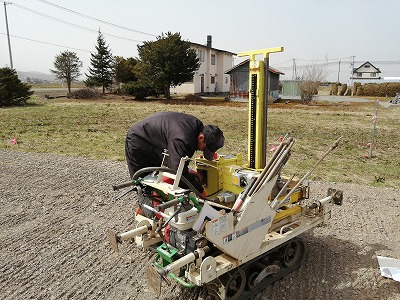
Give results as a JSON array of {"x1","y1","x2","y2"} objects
[
  {"x1": 170, "y1": 35, "x2": 236, "y2": 95},
  {"x1": 352, "y1": 61, "x2": 381, "y2": 80}
]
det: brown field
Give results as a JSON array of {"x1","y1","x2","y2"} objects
[{"x1": 1, "y1": 92, "x2": 399, "y2": 300}]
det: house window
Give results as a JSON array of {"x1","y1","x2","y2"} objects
[
  {"x1": 211, "y1": 54, "x2": 216, "y2": 65},
  {"x1": 198, "y1": 50, "x2": 205, "y2": 62},
  {"x1": 371, "y1": 73, "x2": 376, "y2": 77},
  {"x1": 357, "y1": 72, "x2": 362, "y2": 77},
  {"x1": 365, "y1": 64, "x2": 370, "y2": 68},
  {"x1": 211, "y1": 76, "x2": 215, "y2": 84},
  {"x1": 225, "y1": 76, "x2": 228, "y2": 84}
]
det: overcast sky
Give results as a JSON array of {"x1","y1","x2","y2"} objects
[{"x1": 1, "y1": 0, "x2": 400, "y2": 83}]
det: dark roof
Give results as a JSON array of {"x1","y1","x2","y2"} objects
[
  {"x1": 224, "y1": 59, "x2": 285, "y2": 75},
  {"x1": 353, "y1": 61, "x2": 381, "y2": 73},
  {"x1": 189, "y1": 42, "x2": 237, "y2": 56}
]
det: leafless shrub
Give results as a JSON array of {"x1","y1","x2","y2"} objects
[
  {"x1": 68, "y1": 88, "x2": 101, "y2": 99},
  {"x1": 357, "y1": 82, "x2": 400, "y2": 97},
  {"x1": 331, "y1": 83, "x2": 338, "y2": 96},
  {"x1": 298, "y1": 62, "x2": 328, "y2": 104},
  {"x1": 353, "y1": 82, "x2": 361, "y2": 96},
  {"x1": 184, "y1": 94, "x2": 204, "y2": 102},
  {"x1": 339, "y1": 84, "x2": 348, "y2": 96}
]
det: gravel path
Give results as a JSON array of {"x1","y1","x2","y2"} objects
[{"x1": 1, "y1": 150, "x2": 399, "y2": 300}]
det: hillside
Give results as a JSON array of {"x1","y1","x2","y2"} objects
[{"x1": 17, "y1": 70, "x2": 56, "y2": 82}]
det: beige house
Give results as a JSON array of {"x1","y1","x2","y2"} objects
[
  {"x1": 170, "y1": 36, "x2": 236, "y2": 95},
  {"x1": 352, "y1": 61, "x2": 381, "y2": 80}
]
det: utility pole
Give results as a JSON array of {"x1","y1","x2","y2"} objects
[
  {"x1": 337, "y1": 60, "x2": 341, "y2": 83},
  {"x1": 3, "y1": 1, "x2": 13, "y2": 70},
  {"x1": 292, "y1": 59, "x2": 296, "y2": 80},
  {"x1": 291, "y1": 58, "x2": 297, "y2": 96},
  {"x1": 350, "y1": 56, "x2": 355, "y2": 87}
]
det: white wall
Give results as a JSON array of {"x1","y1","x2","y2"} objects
[
  {"x1": 170, "y1": 44, "x2": 234, "y2": 95},
  {"x1": 170, "y1": 82, "x2": 195, "y2": 95},
  {"x1": 219, "y1": 52, "x2": 233, "y2": 93}
]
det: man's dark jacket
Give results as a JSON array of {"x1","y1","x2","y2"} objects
[{"x1": 125, "y1": 111, "x2": 204, "y2": 191}]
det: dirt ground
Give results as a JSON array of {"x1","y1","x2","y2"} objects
[{"x1": 1, "y1": 150, "x2": 399, "y2": 300}]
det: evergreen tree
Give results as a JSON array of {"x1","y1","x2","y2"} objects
[
  {"x1": 114, "y1": 56, "x2": 138, "y2": 84},
  {"x1": 50, "y1": 50, "x2": 83, "y2": 95},
  {"x1": 135, "y1": 32, "x2": 200, "y2": 99},
  {"x1": 0, "y1": 68, "x2": 33, "y2": 107},
  {"x1": 85, "y1": 31, "x2": 114, "y2": 94}
]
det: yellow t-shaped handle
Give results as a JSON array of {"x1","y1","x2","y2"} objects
[{"x1": 238, "y1": 47, "x2": 284, "y2": 61}]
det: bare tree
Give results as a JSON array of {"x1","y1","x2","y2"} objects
[
  {"x1": 51, "y1": 51, "x2": 82, "y2": 95},
  {"x1": 298, "y1": 62, "x2": 328, "y2": 104}
]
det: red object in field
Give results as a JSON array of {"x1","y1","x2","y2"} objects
[
  {"x1": 269, "y1": 145, "x2": 278, "y2": 151},
  {"x1": 11, "y1": 136, "x2": 17, "y2": 145}
]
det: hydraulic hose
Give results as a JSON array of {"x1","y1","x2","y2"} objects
[{"x1": 132, "y1": 166, "x2": 175, "y2": 180}]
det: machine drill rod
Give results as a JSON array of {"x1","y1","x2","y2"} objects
[
  {"x1": 257, "y1": 139, "x2": 294, "y2": 192},
  {"x1": 246, "y1": 139, "x2": 287, "y2": 196},
  {"x1": 249, "y1": 138, "x2": 294, "y2": 197},
  {"x1": 232, "y1": 138, "x2": 292, "y2": 212},
  {"x1": 276, "y1": 137, "x2": 342, "y2": 209},
  {"x1": 270, "y1": 174, "x2": 296, "y2": 210}
]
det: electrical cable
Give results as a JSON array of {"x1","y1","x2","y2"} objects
[
  {"x1": 36, "y1": 0, "x2": 156, "y2": 37},
  {"x1": 11, "y1": 3, "x2": 145, "y2": 43},
  {"x1": 0, "y1": 32, "x2": 91, "y2": 52}
]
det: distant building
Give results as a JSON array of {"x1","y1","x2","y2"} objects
[
  {"x1": 280, "y1": 80, "x2": 301, "y2": 97},
  {"x1": 170, "y1": 35, "x2": 236, "y2": 95},
  {"x1": 225, "y1": 59, "x2": 284, "y2": 102},
  {"x1": 352, "y1": 61, "x2": 381, "y2": 81}
]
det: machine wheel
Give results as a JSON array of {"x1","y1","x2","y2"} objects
[
  {"x1": 270, "y1": 260, "x2": 282, "y2": 277},
  {"x1": 221, "y1": 269, "x2": 246, "y2": 300},
  {"x1": 282, "y1": 239, "x2": 305, "y2": 268},
  {"x1": 245, "y1": 263, "x2": 266, "y2": 291},
  {"x1": 207, "y1": 239, "x2": 305, "y2": 300}
]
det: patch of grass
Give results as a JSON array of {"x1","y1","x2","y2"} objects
[
  {"x1": 29, "y1": 82, "x2": 86, "y2": 89},
  {"x1": 1, "y1": 96, "x2": 399, "y2": 188}
]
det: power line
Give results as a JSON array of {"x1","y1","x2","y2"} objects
[
  {"x1": 294, "y1": 56, "x2": 351, "y2": 62},
  {"x1": 36, "y1": 0, "x2": 157, "y2": 37},
  {"x1": 367, "y1": 61, "x2": 400, "y2": 64},
  {"x1": 11, "y1": 3, "x2": 145, "y2": 43},
  {"x1": 272, "y1": 59, "x2": 292, "y2": 66},
  {"x1": 0, "y1": 32, "x2": 91, "y2": 52},
  {"x1": 275, "y1": 59, "x2": 400, "y2": 71}
]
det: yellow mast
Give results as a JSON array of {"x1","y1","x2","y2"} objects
[{"x1": 238, "y1": 47, "x2": 284, "y2": 169}]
